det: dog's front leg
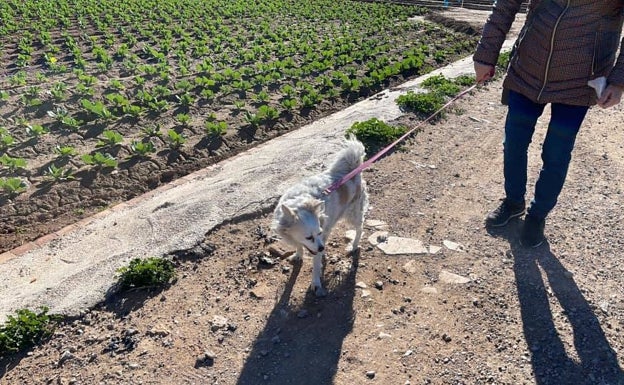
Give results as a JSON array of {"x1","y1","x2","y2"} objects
[
  {"x1": 311, "y1": 252, "x2": 327, "y2": 297},
  {"x1": 287, "y1": 246, "x2": 304, "y2": 264}
]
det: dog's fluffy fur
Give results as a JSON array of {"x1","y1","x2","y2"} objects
[{"x1": 272, "y1": 136, "x2": 369, "y2": 296}]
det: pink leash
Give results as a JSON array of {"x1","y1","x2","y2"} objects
[{"x1": 323, "y1": 83, "x2": 478, "y2": 195}]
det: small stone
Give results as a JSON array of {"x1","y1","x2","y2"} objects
[
  {"x1": 439, "y1": 270, "x2": 471, "y2": 284},
  {"x1": 442, "y1": 333, "x2": 452, "y2": 342},
  {"x1": 356, "y1": 281, "x2": 368, "y2": 289},
  {"x1": 377, "y1": 237, "x2": 428, "y2": 255},
  {"x1": 365, "y1": 219, "x2": 389, "y2": 230},
  {"x1": 403, "y1": 260, "x2": 418, "y2": 274},
  {"x1": 368, "y1": 231, "x2": 389, "y2": 246},
  {"x1": 420, "y1": 286, "x2": 438, "y2": 294},
  {"x1": 361, "y1": 289, "x2": 371, "y2": 298},
  {"x1": 204, "y1": 350, "x2": 216, "y2": 360},
  {"x1": 443, "y1": 240, "x2": 465, "y2": 251},
  {"x1": 428, "y1": 245, "x2": 442, "y2": 254},
  {"x1": 211, "y1": 315, "x2": 228, "y2": 331},
  {"x1": 147, "y1": 327, "x2": 170, "y2": 337},
  {"x1": 58, "y1": 351, "x2": 74, "y2": 367},
  {"x1": 378, "y1": 332, "x2": 392, "y2": 339},
  {"x1": 366, "y1": 371, "x2": 376, "y2": 379},
  {"x1": 297, "y1": 309, "x2": 309, "y2": 319},
  {"x1": 250, "y1": 283, "x2": 270, "y2": 299},
  {"x1": 374, "y1": 281, "x2": 383, "y2": 290}
]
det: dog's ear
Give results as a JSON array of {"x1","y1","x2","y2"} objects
[
  {"x1": 280, "y1": 204, "x2": 297, "y2": 223},
  {"x1": 312, "y1": 200, "x2": 324, "y2": 215}
]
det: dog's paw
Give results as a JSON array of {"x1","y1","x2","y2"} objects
[
  {"x1": 345, "y1": 243, "x2": 360, "y2": 254},
  {"x1": 310, "y1": 284, "x2": 327, "y2": 297}
]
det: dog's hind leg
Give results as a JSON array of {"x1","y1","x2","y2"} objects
[
  {"x1": 311, "y1": 252, "x2": 327, "y2": 297},
  {"x1": 346, "y1": 201, "x2": 366, "y2": 254}
]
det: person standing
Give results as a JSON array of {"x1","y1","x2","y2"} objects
[{"x1": 473, "y1": 0, "x2": 624, "y2": 247}]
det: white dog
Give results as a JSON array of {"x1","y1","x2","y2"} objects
[{"x1": 272, "y1": 136, "x2": 369, "y2": 296}]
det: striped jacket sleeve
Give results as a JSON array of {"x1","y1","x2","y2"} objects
[{"x1": 473, "y1": 0, "x2": 527, "y2": 66}]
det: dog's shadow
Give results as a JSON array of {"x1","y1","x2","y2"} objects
[
  {"x1": 488, "y1": 220, "x2": 624, "y2": 384},
  {"x1": 236, "y1": 250, "x2": 359, "y2": 385}
]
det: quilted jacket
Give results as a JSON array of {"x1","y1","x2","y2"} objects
[{"x1": 474, "y1": 0, "x2": 624, "y2": 106}]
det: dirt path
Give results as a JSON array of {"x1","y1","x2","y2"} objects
[{"x1": 2, "y1": 75, "x2": 623, "y2": 385}]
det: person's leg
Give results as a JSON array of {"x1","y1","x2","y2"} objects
[
  {"x1": 527, "y1": 103, "x2": 589, "y2": 219},
  {"x1": 486, "y1": 90, "x2": 545, "y2": 227},
  {"x1": 503, "y1": 90, "x2": 546, "y2": 205}
]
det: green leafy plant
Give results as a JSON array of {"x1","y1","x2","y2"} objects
[
  {"x1": 96, "y1": 130, "x2": 124, "y2": 147},
  {"x1": 421, "y1": 74, "x2": 461, "y2": 97},
  {"x1": 116, "y1": 257, "x2": 176, "y2": 289},
  {"x1": 0, "y1": 128, "x2": 15, "y2": 150},
  {"x1": 204, "y1": 120, "x2": 228, "y2": 136},
  {"x1": 396, "y1": 91, "x2": 446, "y2": 118},
  {"x1": 166, "y1": 129, "x2": 186, "y2": 149},
  {"x1": 175, "y1": 113, "x2": 191, "y2": 126},
  {"x1": 281, "y1": 98, "x2": 297, "y2": 111},
  {"x1": 129, "y1": 141, "x2": 156, "y2": 157},
  {"x1": 44, "y1": 164, "x2": 75, "y2": 182},
  {"x1": 497, "y1": 51, "x2": 511, "y2": 70},
  {"x1": 244, "y1": 111, "x2": 261, "y2": 128},
  {"x1": 141, "y1": 125, "x2": 162, "y2": 138},
  {"x1": 25, "y1": 124, "x2": 49, "y2": 138},
  {"x1": 0, "y1": 177, "x2": 27, "y2": 196},
  {"x1": 81, "y1": 152, "x2": 118, "y2": 168},
  {"x1": 257, "y1": 105, "x2": 279, "y2": 121},
  {"x1": 453, "y1": 75, "x2": 475, "y2": 87},
  {"x1": 0, "y1": 154, "x2": 27, "y2": 172},
  {"x1": 346, "y1": 118, "x2": 407, "y2": 156},
  {"x1": 54, "y1": 145, "x2": 78, "y2": 158},
  {"x1": 0, "y1": 307, "x2": 61, "y2": 358},
  {"x1": 81, "y1": 99, "x2": 113, "y2": 121}
]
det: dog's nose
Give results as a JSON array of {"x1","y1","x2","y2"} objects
[{"x1": 318, "y1": 245, "x2": 325, "y2": 253}]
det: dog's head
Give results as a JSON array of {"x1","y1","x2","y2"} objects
[{"x1": 273, "y1": 199, "x2": 326, "y2": 254}]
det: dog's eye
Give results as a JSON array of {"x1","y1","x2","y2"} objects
[{"x1": 306, "y1": 236, "x2": 314, "y2": 241}]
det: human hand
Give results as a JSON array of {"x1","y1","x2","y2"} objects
[
  {"x1": 474, "y1": 61, "x2": 495, "y2": 84},
  {"x1": 597, "y1": 84, "x2": 624, "y2": 109}
]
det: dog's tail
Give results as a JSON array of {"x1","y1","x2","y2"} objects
[{"x1": 329, "y1": 134, "x2": 366, "y2": 176}]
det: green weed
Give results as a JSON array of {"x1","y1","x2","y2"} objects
[
  {"x1": 346, "y1": 118, "x2": 407, "y2": 156},
  {"x1": 0, "y1": 307, "x2": 61, "y2": 358},
  {"x1": 116, "y1": 257, "x2": 176, "y2": 289}
]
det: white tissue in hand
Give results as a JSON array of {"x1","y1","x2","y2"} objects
[{"x1": 588, "y1": 77, "x2": 607, "y2": 98}]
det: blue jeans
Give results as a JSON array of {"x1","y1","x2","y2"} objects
[{"x1": 503, "y1": 90, "x2": 588, "y2": 220}]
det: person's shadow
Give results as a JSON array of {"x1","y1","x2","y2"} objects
[
  {"x1": 235, "y1": 251, "x2": 358, "y2": 385},
  {"x1": 488, "y1": 220, "x2": 624, "y2": 385}
]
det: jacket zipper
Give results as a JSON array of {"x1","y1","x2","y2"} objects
[{"x1": 537, "y1": 0, "x2": 571, "y2": 101}]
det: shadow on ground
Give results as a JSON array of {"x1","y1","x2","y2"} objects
[
  {"x1": 236, "y1": 252, "x2": 359, "y2": 385},
  {"x1": 489, "y1": 219, "x2": 624, "y2": 385}
]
